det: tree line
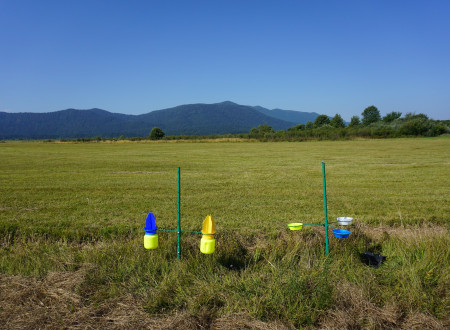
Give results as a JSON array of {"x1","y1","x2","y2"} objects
[{"x1": 246, "y1": 106, "x2": 449, "y2": 141}]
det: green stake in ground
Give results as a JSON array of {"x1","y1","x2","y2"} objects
[
  {"x1": 322, "y1": 161, "x2": 329, "y2": 256},
  {"x1": 177, "y1": 167, "x2": 181, "y2": 259}
]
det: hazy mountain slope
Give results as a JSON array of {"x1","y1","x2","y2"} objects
[
  {"x1": 0, "y1": 101, "x2": 318, "y2": 139},
  {"x1": 137, "y1": 101, "x2": 296, "y2": 135},
  {"x1": 252, "y1": 106, "x2": 320, "y2": 124},
  {"x1": 0, "y1": 109, "x2": 137, "y2": 139}
]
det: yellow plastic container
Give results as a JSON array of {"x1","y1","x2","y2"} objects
[
  {"x1": 200, "y1": 215, "x2": 216, "y2": 254},
  {"x1": 144, "y1": 234, "x2": 158, "y2": 249},
  {"x1": 200, "y1": 237, "x2": 215, "y2": 254},
  {"x1": 288, "y1": 223, "x2": 303, "y2": 230}
]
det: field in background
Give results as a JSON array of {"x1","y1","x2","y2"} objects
[{"x1": 0, "y1": 138, "x2": 449, "y2": 328}]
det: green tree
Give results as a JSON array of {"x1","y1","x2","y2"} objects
[
  {"x1": 330, "y1": 114, "x2": 345, "y2": 128},
  {"x1": 258, "y1": 124, "x2": 275, "y2": 136},
  {"x1": 249, "y1": 124, "x2": 274, "y2": 137},
  {"x1": 349, "y1": 115, "x2": 361, "y2": 127},
  {"x1": 249, "y1": 127, "x2": 259, "y2": 136},
  {"x1": 305, "y1": 121, "x2": 313, "y2": 129},
  {"x1": 313, "y1": 115, "x2": 331, "y2": 128},
  {"x1": 361, "y1": 106, "x2": 381, "y2": 125},
  {"x1": 257, "y1": 124, "x2": 274, "y2": 134},
  {"x1": 383, "y1": 111, "x2": 402, "y2": 123},
  {"x1": 288, "y1": 124, "x2": 305, "y2": 131},
  {"x1": 149, "y1": 127, "x2": 165, "y2": 140}
]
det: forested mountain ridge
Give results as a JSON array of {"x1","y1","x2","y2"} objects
[
  {"x1": 252, "y1": 105, "x2": 319, "y2": 124},
  {"x1": 0, "y1": 101, "x2": 319, "y2": 139}
]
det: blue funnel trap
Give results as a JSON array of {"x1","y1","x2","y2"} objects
[{"x1": 144, "y1": 212, "x2": 158, "y2": 235}]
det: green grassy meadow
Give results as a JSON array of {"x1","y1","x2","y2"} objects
[{"x1": 1, "y1": 138, "x2": 449, "y2": 328}]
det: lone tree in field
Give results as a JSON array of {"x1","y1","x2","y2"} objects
[
  {"x1": 330, "y1": 114, "x2": 345, "y2": 128},
  {"x1": 149, "y1": 127, "x2": 165, "y2": 140},
  {"x1": 313, "y1": 114, "x2": 331, "y2": 128},
  {"x1": 361, "y1": 106, "x2": 381, "y2": 125}
]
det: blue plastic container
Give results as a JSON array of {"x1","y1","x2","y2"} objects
[{"x1": 332, "y1": 228, "x2": 351, "y2": 239}]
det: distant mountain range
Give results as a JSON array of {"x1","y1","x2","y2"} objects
[{"x1": 0, "y1": 101, "x2": 321, "y2": 139}]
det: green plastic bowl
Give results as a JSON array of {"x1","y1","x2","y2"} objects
[{"x1": 288, "y1": 223, "x2": 303, "y2": 230}]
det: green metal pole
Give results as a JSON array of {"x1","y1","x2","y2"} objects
[
  {"x1": 177, "y1": 167, "x2": 181, "y2": 259},
  {"x1": 322, "y1": 161, "x2": 329, "y2": 256}
]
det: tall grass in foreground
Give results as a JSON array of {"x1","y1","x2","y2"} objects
[
  {"x1": 1, "y1": 228, "x2": 448, "y2": 327},
  {"x1": 0, "y1": 138, "x2": 449, "y2": 327}
]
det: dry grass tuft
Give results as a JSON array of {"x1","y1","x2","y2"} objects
[
  {"x1": 401, "y1": 312, "x2": 448, "y2": 330},
  {"x1": 318, "y1": 281, "x2": 445, "y2": 329},
  {"x1": 0, "y1": 266, "x2": 86, "y2": 328},
  {"x1": 319, "y1": 281, "x2": 398, "y2": 329},
  {"x1": 0, "y1": 267, "x2": 293, "y2": 329},
  {"x1": 356, "y1": 222, "x2": 449, "y2": 241},
  {"x1": 0, "y1": 265, "x2": 159, "y2": 329},
  {"x1": 212, "y1": 313, "x2": 293, "y2": 329}
]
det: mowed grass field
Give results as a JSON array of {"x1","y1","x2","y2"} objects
[{"x1": 0, "y1": 138, "x2": 449, "y2": 328}]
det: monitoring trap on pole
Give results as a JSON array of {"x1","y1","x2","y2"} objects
[
  {"x1": 143, "y1": 168, "x2": 216, "y2": 259},
  {"x1": 286, "y1": 162, "x2": 354, "y2": 255}
]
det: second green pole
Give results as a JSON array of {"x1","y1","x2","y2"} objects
[
  {"x1": 177, "y1": 167, "x2": 181, "y2": 259},
  {"x1": 322, "y1": 161, "x2": 329, "y2": 256}
]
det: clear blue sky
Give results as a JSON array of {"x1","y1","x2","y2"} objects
[{"x1": 1, "y1": 0, "x2": 449, "y2": 120}]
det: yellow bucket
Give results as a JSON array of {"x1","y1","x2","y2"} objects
[
  {"x1": 144, "y1": 234, "x2": 158, "y2": 249},
  {"x1": 200, "y1": 236, "x2": 215, "y2": 254}
]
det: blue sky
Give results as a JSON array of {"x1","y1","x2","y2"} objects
[{"x1": 1, "y1": 1, "x2": 449, "y2": 120}]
